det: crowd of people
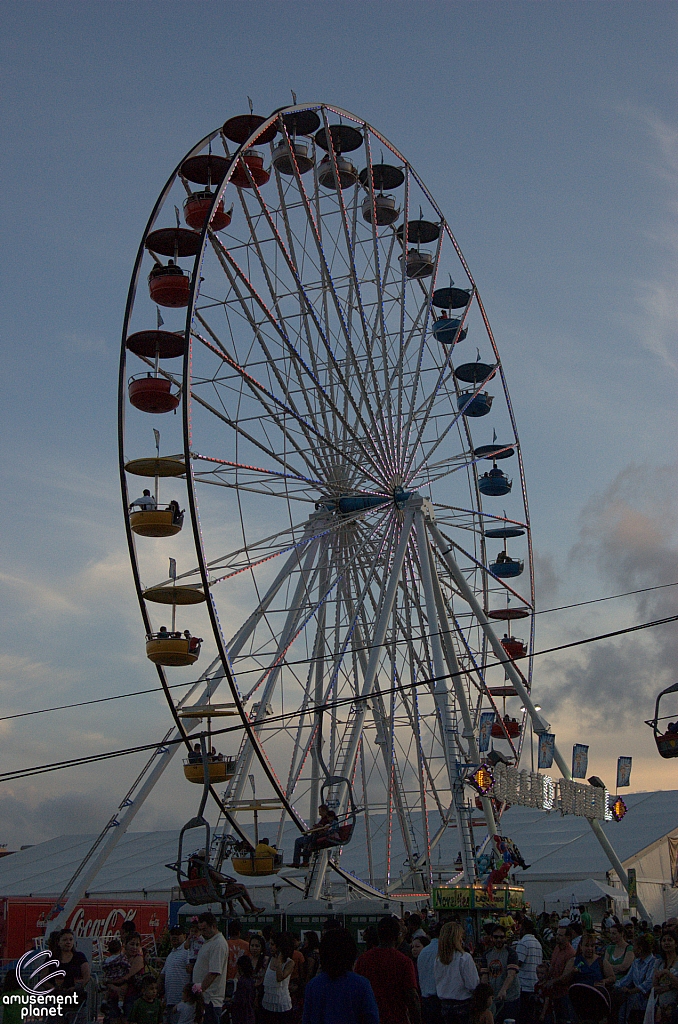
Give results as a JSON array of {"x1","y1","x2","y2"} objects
[{"x1": 4, "y1": 906, "x2": 678, "y2": 1024}]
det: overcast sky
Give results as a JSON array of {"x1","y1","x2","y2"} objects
[{"x1": 2, "y1": 1, "x2": 678, "y2": 850}]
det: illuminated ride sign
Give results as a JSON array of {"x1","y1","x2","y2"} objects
[{"x1": 487, "y1": 763, "x2": 614, "y2": 821}]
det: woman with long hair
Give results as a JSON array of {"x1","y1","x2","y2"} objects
[
  {"x1": 248, "y1": 933, "x2": 269, "y2": 1012},
  {"x1": 302, "y1": 928, "x2": 378, "y2": 1024},
  {"x1": 434, "y1": 922, "x2": 479, "y2": 1024},
  {"x1": 652, "y1": 930, "x2": 678, "y2": 1024},
  {"x1": 260, "y1": 933, "x2": 295, "y2": 1022}
]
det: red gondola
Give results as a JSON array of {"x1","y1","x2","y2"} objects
[
  {"x1": 230, "y1": 151, "x2": 270, "y2": 188},
  {"x1": 128, "y1": 375, "x2": 181, "y2": 415},
  {"x1": 148, "y1": 263, "x2": 190, "y2": 308},
  {"x1": 491, "y1": 716, "x2": 521, "y2": 739},
  {"x1": 500, "y1": 636, "x2": 527, "y2": 661},
  {"x1": 183, "y1": 191, "x2": 233, "y2": 232}
]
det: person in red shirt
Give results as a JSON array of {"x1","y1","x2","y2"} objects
[
  {"x1": 355, "y1": 916, "x2": 421, "y2": 1024},
  {"x1": 226, "y1": 920, "x2": 250, "y2": 981}
]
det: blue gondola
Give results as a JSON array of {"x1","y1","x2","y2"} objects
[
  {"x1": 490, "y1": 558, "x2": 524, "y2": 578},
  {"x1": 479, "y1": 467, "x2": 512, "y2": 496},
  {"x1": 458, "y1": 390, "x2": 493, "y2": 417},
  {"x1": 432, "y1": 316, "x2": 467, "y2": 345}
]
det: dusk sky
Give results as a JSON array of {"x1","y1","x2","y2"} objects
[{"x1": 2, "y1": 1, "x2": 678, "y2": 850}]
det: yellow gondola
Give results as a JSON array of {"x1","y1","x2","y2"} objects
[
  {"x1": 131, "y1": 508, "x2": 183, "y2": 538},
  {"x1": 228, "y1": 799, "x2": 284, "y2": 877},
  {"x1": 146, "y1": 633, "x2": 201, "y2": 667},
  {"x1": 183, "y1": 758, "x2": 236, "y2": 784}
]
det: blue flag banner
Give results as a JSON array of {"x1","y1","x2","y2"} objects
[
  {"x1": 479, "y1": 712, "x2": 495, "y2": 753},
  {"x1": 572, "y1": 743, "x2": 589, "y2": 779},
  {"x1": 617, "y1": 756, "x2": 632, "y2": 788},
  {"x1": 538, "y1": 732, "x2": 555, "y2": 769}
]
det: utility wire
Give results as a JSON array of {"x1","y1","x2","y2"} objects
[
  {"x1": 2, "y1": 607, "x2": 677, "y2": 785},
  {"x1": 3, "y1": 577, "x2": 676, "y2": 728}
]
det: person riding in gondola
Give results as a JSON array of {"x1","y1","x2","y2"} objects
[
  {"x1": 289, "y1": 805, "x2": 337, "y2": 868},
  {"x1": 188, "y1": 849, "x2": 265, "y2": 915},
  {"x1": 255, "y1": 837, "x2": 279, "y2": 859}
]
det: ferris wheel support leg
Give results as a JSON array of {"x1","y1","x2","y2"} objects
[
  {"x1": 337, "y1": 506, "x2": 417, "y2": 798},
  {"x1": 46, "y1": 695, "x2": 212, "y2": 935},
  {"x1": 415, "y1": 508, "x2": 475, "y2": 885},
  {"x1": 226, "y1": 536, "x2": 321, "y2": 808},
  {"x1": 423, "y1": 519, "x2": 498, "y2": 842},
  {"x1": 227, "y1": 515, "x2": 325, "y2": 661},
  {"x1": 427, "y1": 522, "x2": 653, "y2": 922}
]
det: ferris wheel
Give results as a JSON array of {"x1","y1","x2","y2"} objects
[{"x1": 118, "y1": 101, "x2": 537, "y2": 902}]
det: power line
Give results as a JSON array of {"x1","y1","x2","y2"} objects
[
  {"x1": 0, "y1": 680, "x2": 195, "y2": 724},
  {"x1": 2, "y1": 607, "x2": 676, "y2": 785},
  {"x1": 1, "y1": 579, "x2": 676, "y2": 726}
]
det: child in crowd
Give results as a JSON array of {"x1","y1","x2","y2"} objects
[
  {"x1": 470, "y1": 983, "x2": 495, "y2": 1024},
  {"x1": 184, "y1": 922, "x2": 204, "y2": 970},
  {"x1": 102, "y1": 939, "x2": 131, "y2": 1017},
  {"x1": 128, "y1": 976, "x2": 162, "y2": 1024},
  {"x1": 229, "y1": 956, "x2": 256, "y2": 1024},
  {"x1": 174, "y1": 982, "x2": 204, "y2": 1024}
]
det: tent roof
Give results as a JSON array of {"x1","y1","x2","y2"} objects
[
  {"x1": 542, "y1": 878, "x2": 629, "y2": 908},
  {"x1": 0, "y1": 790, "x2": 675, "y2": 898},
  {"x1": 499, "y1": 790, "x2": 678, "y2": 880}
]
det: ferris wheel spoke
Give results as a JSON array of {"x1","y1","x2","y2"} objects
[
  {"x1": 269, "y1": 162, "x2": 340, "y2": 448},
  {"x1": 268, "y1": 132, "x2": 389, "y2": 467},
  {"x1": 406, "y1": 370, "x2": 496, "y2": 484},
  {"x1": 277, "y1": 123, "x2": 395, "y2": 477},
  {"x1": 362, "y1": 130, "x2": 396, "y2": 439},
  {"x1": 202, "y1": 240, "x2": 389, "y2": 484},
  {"x1": 194, "y1": 280, "x2": 331, "y2": 476},
  {"x1": 403, "y1": 311, "x2": 476, "y2": 481},
  {"x1": 233, "y1": 183, "x2": 339, "y2": 452},
  {"x1": 318, "y1": 111, "x2": 396, "y2": 474},
  {"x1": 192, "y1": 320, "x2": 383, "y2": 490},
  {"x1": 399, "y1": 231, "x2": 446, "y2": 474}
]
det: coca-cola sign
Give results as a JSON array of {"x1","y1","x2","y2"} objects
[{"x1": 1, "y1": 899, "x2": 168, "y2": 959}]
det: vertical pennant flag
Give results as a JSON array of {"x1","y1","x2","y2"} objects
[
  {"x1": 617, "y1": 756, "x2": 632, "y2": 789},
  {"x1": 479, "y1": 712, "x2": 495, "y2": 753},
  {"x1": 538, "y1": 732, "x2": 555, "y2": 769},
  {"x1": 156, "y1": 307, "x2": 164, "y2": 329},
  {"x1": 169, "y1": 558, "x2": 177, "y2": 580},
  {"x1": 572, "y1": 744, "x2": 589, "y2": 779},
  {"x1": 627, "y1": 867, "x2": 637, "y2": 908}
]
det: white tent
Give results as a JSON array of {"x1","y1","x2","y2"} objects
[{"x1": 543, "y1": 877, "x2": 629, "y2": 910}]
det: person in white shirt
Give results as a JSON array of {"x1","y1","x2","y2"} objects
[
  {"x1": 192, "y1": 912, "x2": 228, "y2": 1024},
  {"x1": 130, "y1": 490, "x2": 156, "y2": 510},
  {"x1": 434, "y1": 921, "x2": 479, "y2": 1023},
  {"x1": 160, "y1": 926, "x2": 191, "y2": 1023},
  {"x1": 417, "y1": 925, "x2": 441, "y2": 1024},
  {"x1": 515, "y1": 920, "x2": 543, "y2": 1024}
]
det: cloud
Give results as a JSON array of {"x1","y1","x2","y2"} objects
[
  {"x1": 0, "y1": 786, "x2": 111, "y2": 847},
  {"x1": 62, "y1": 331, "x2": 108, "y2": 355},
  {"x1": 541, "y1": 461, "x2": 678, "y2": 726},
  {"x1": 620, "y1": 106, "x2": 678, "y2": 375},
  {"x1": 533, "y1": 551, "x2": 559, "y2": 608},
  {"x1": 0, "y1": 572, "x2": 81, "y2": 615}
]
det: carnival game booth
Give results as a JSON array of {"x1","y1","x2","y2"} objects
[{"x1": 432, "y1": 885, "x2": 525, "y2": 941}]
